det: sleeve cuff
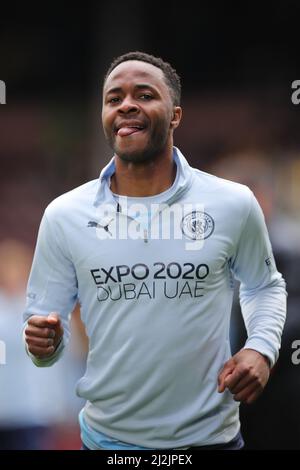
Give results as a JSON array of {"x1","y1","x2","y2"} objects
[{"x1": 243, "y1": 337, "x2": 277, "y2": 368}]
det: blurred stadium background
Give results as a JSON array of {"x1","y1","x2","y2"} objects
[{"x1": 0, "y1": 1, "x2": 299, "y2": 449}]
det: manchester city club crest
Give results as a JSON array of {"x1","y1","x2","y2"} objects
[{"x1": 181, "y1": 211, "x2": 215, "y2": 240}]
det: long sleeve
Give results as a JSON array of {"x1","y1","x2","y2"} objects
[
  {"x1": 230, "y1": 191, "x2": 287, "y2": 367},
  {"x1": 23, "y1": 205, "x2": 78, "y2": 366}
]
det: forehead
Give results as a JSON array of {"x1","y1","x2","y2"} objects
[{"x1": 104, "y1": 60, "x2": 168, "y2": 94}]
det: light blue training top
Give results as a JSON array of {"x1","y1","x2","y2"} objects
[{"x1": 24, "y1": 147, "x2": 287, "y2": 449}]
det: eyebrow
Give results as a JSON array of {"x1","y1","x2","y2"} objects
[{"x1": 105, "y1": 83, "x2": 158, "y2": 95}]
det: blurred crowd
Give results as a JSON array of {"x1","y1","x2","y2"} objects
[
  {"x1": 0, "y1": 239, "x2": 88, "y2": 450},
  {"x1": 213, "y1": 151, "x2": 300, "y2": 449}
]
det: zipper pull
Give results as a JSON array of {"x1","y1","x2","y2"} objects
[{"x1": 143, "y1": 229, "x2": 148, "y2": 243}]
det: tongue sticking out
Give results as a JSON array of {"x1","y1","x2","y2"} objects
[{"x1": 117, "y1": 127, "x2": 142, "y2": 137}]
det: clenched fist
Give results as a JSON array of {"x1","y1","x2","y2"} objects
[
  {"x1": 24, "y1": 312, "x2": 64, "y2": 359},
  {"x1": 217, "y1": 348, "x2": 270, "y2": 404}
]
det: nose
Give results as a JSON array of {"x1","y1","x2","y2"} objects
[{"x1": 118, "y1": 96, "x2": 139, "y2": 114}]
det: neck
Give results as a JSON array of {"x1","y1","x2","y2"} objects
[{"x1": 110, "y1": 146, "x2": 176, "y2": 197}]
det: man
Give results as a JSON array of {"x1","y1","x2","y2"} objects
[{"x1": 24, "y1": 52, "x2": 287, "y2": 450}]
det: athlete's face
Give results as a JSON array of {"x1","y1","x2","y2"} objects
[{"x1": 102, "y1": 60, "x2": 182, "y2": 163}]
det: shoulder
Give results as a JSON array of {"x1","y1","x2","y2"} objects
[
  {"x1": 191, "y1": 167, "x2": 253, "y2": 212},
  {"x1": 44, "y1": 179, "x2": 99, "y2": 220}
]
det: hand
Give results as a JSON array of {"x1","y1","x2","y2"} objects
[
  {"x1": 24, "y1": 312, "x2": 64, "y2": 359},
  {"x1": 217, "y1": 348, "x2": 271, "y2": 404}
]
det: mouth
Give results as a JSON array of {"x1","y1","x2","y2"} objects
[{"x1": 115, "y1": 122, "x2": 147, "y2": 137}]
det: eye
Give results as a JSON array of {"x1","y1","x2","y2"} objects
[
  {"x1": 108, "y1": 97, "x2": 120, "y2": 104},
  {"x1": 140, "y1": 94, "x2": 153, "y2": 100}
]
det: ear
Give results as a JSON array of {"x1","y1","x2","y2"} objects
[{"x1": 170, "y1": 106, "x2": 182, "y2": 130}]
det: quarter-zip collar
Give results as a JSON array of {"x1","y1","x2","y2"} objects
[{"x1": 93, "y1": 147, "x2": 194, "y2": 213}]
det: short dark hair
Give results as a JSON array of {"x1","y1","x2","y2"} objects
[{"x1": 104, "y1": 51, "x2": 181, "y2": 106}]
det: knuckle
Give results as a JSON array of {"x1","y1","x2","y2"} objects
[
  {"x1": 239, "y1": 364, "x2": 250, "y2": 375},
  {"x1": 257, "y1": 378, "x2": 264, "y2": 388},
  {"x1": 29, "y1": 337, "x2": 39, "y2": 346},
  {"x1": 28, "y1": 345, "x2": 36, "y2": 355},
  {"x1": 26, "y1": 326, "x2": 35, "y2": 336},
  {"x1": 249, "y1": 370, "x2": 260, "y2": 382},
  {"x1": 24, "y1": 333, "x2": 30, "y2": 341},
  {"x1": 28, "y1": 316, "x2": 40, "y2": 326}
]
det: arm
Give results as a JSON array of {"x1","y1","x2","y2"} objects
[
  {"x1": 23, "y1": 206, "x2": 78, "y2": 366},
  {"x1": 218, "y1": 190, "x2": 287, "y2": 403}
]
